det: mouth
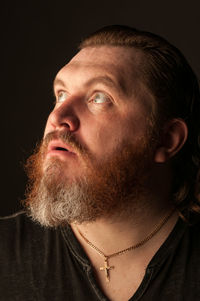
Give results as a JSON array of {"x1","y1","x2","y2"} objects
[
  {"x1": 46, "y1": 140, "x2": 76, "y2": 157},
  {"x1": 54, "y1": 146, "x2": 69, "y2": 152}
]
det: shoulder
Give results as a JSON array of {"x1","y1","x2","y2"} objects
[
  {"x1": 177, "y1": 215, "x2": 200, "y2": 264},
  {"x1": 0, "y1": 210, "x2": 29, "y2": 236},
  {"x1": 0, "y1": 211, "x2": 60, "y2": 256},
  {"x1": 187, "y1": 215, "x2": 200, "y2": 247},
  {"x1": 0, "y1": 210, "x2": 42, "y2": 238},
  {"x1": 0, "y1": 210, "x2": 27, "y2": 223}
]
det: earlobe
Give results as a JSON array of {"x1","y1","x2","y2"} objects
[
  {"x1": 154, "y1": 147, "x2": 168, "y2": 163},
  {"x1": 154, "y1": 119, "x2": 188, "y2": 163}
]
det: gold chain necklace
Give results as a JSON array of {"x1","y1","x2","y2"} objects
[{"x1": 77, "y1": 209, "x2": 175, "y2": 282}]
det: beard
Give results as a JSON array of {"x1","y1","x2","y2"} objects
[{"x1": 23, "y1": 129, "x2": 156, "y2": 227}]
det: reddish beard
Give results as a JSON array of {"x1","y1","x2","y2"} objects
[{"x1": 23, "y1": 130, "x2": 155, "y2": 227}]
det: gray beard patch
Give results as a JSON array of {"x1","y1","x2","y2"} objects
[{"x1": 27, "y1": 176, "x2": 92, "y2": 227}]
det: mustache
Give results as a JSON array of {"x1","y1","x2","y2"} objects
[{"x1": 43, "y1": 130, "x2": 88, "y2": 156}]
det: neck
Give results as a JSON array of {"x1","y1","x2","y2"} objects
[
  {"x1": 71, "y1": 197, "x2": 178, "y2": 257},
  {"x1": 70, "y1": 168, "x2": 179, "y2": 297}
]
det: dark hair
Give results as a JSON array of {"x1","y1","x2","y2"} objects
[{"x1": 79, "y1": 25, "x2": 200, "y2": 219}]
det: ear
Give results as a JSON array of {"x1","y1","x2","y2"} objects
[{"x1": 154, "y1": 119, "x2": 188, "y2": 163}]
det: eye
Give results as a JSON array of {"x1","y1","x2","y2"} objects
[
  {"x1": 90, "y1": 92, "x2": 111, "y2": 104},
  {"x1": 57, "y1": 91, "x2": 68, "y2": 103}
]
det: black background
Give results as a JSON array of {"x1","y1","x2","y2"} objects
[{"x1": 1, "y1": 0, "x2": 200, "y2": 215}]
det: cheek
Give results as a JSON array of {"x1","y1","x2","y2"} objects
[{"x1": 85, "y1": 120, "x2": 125, "y2": 157}]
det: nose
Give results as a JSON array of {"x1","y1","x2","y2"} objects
[{"x1": 47, "y1": 100, "x2": 80, "y2": 133}]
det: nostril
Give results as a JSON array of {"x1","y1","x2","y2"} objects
[
  {"x1": 48, "y1": 105, "x2": 80, "y2": 132},
  {"x1": 60, "y1": 122, "x2": 70, "y2": 129}
]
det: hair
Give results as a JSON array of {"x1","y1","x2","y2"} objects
[{"x1": 79, "y1": 25, "x2": 200, "y2": 220}]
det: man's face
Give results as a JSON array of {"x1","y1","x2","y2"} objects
[
  {"x1": 44, "y1": 46, "x2": 153, "y2": 177},
  {"x1": 24, "y1": 46, "x2": 156, "y2": 226}
]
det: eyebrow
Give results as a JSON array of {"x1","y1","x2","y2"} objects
[{"x1": 53, "y1": 75, "x2": 128, "y2": 97}]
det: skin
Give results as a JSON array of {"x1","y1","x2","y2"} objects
[
  {"x1": 44, "y1": 46, "x2": 153, "y2": 178},
  {"x1": 43, "y1": 46, "x2": 188, "y2": 301}
]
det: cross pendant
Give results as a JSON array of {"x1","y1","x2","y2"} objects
[{"x1": 100, "y1": 258, "x2": 114, "y2": 282}]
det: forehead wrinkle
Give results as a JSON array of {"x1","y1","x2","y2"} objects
[
  {"x1": 54, "y1": 61, "x2": 134, "y2": 98},
  {"x1": 83, "y1": 75, "x2": 128, "y2": 97},
  {"x1": 69, "y1": 46, "x2": 143, "y2": 97}
]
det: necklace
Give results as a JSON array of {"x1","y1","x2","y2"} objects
[{"x1": 77, "y1": 209, "x2": 175, "y2": 282}]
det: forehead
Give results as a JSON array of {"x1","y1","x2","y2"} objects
[
  {"x1": 55, "y1": 46, "x2": 142, "y2": 95},
  {"x1": 70, "y1": 46, "x2": 140, "y2": 67}
]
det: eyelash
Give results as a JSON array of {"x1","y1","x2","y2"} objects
[{"x1": 89, "y1": 92, "x2": 112, "y2": 104}]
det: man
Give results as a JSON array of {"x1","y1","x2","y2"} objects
[{"x1": 1, "y1": 25, "x2": 200, "y2": 300}]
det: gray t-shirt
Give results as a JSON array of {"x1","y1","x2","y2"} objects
[{"x1": 0, "y1": 211, "x2": 200, "y2": 300}]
